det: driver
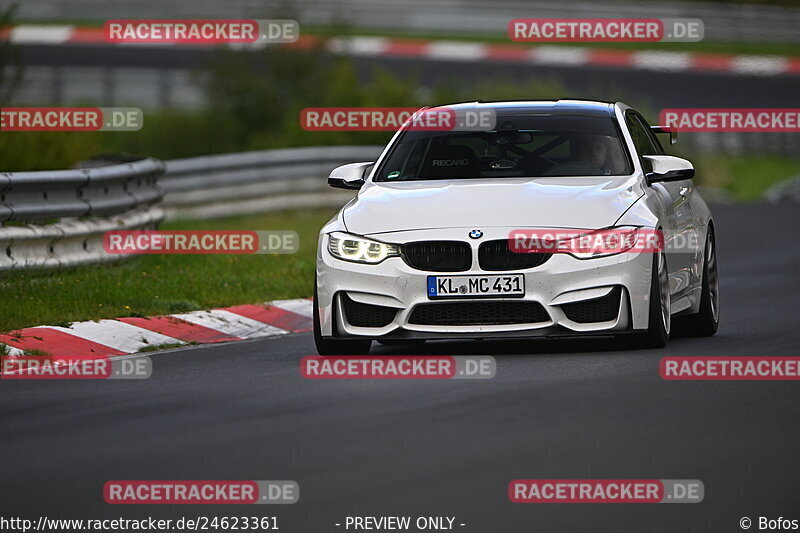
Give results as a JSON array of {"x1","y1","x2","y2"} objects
[{"x1": 576, "y1": 135, "x2": 613, "y2": 175}]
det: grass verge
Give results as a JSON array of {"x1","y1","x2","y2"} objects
[
  {"x1": 0, "y1": 208, "x2": 336, "y2": 332},
  {"x1": 682, "y1": 154, "x2": 800, "y2": 200}
]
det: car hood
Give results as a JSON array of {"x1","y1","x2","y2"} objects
[{"x1": 343, "y1": 177, "x2": 645, "y2": 235}]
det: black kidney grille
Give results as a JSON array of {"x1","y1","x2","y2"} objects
[
  {"x1": 341, "y1": 294, "x2": 398, "y2": 328},
  {"x1": 408, "y1": 301, "x2": 549, "y2": 326},
  {"x1": 560, "y1": 287, "x2": 622, "y2": 323},
  {"x1": 401, "y1": 241, "x2": 472, "y2": 272},
  {"x1": 478, "y1": 239, "x2": 551, "y2": 271}
]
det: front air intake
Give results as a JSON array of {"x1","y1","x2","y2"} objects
[
  {"x1": 560, "y1": 287, "x2": 622, "y2": 323},
  {"x1": 408, "y1": 301, "x2": 549, "y2": 326},
  {"x1": 341, "y1": 294, "x2": 398, "y2": 328}
]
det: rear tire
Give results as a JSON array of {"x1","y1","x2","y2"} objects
[
  {"x1": 630, "y1": 249, "x2": 671, "y2": 349},
  {"x1": 313, "y1": 282, "x2": 372, "y2": 356},
  {"x1": 674, "y1": 228, "x2": 719, "y2": 337}
]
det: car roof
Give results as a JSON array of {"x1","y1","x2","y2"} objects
[{"x1": 427, "y1": 99, "x2": 618, "y2": 117}]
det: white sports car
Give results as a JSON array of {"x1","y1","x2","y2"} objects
[{"x1": 314, "y1": 100, "x2": 719, "y2": 354}]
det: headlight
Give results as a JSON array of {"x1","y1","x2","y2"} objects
[
  {"x1": 561, "y1": 226, "x2": 642, "y2": 259},
  {"x1": 327, "y1": 232, "x2": 399, "y2": 264}
]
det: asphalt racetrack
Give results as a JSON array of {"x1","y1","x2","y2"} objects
[{"x1": 2, "y1": 201, "x2": 800, "y2": 532}]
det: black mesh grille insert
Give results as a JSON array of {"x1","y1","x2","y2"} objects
[
  {"x1": 341, "y1": 295, "x2": 398, "y2": 328},
  {"x1": 560, "y1": 287, "x2": 622, "y2": 323},
  {"x1": 478, "y1": 239, "x2": 551, "y2": 271},
  {"x1": 401, "y1": 241, "x2": 471, "y2": 272},
  {"x1": 409, "y1": 301, "x2": 549, "y2": 326}
]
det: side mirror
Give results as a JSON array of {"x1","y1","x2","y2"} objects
[
  {"x1": 643, "y1": 155, "x2": 695, "y2": 184},
  {"x1": 328, "y1": 162, "x2": 373, "y2": 190},
  {"x1": 651, "y1": 125, "x2": 678, "y2": 145}
]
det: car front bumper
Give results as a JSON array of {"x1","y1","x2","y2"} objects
[{"x1": 316, "y1": 227, "x2": 654, "y2": 340}]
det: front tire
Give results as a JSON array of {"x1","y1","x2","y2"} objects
[
  {"x1": 313, "y1": 282, "x2": 372, "y2": 356},
  {"x1": 674, "y1": 228, "x2": 719, "y2": 337},
  {"x1": 631, "y1": 249, "x2": 671, "y2": 349}
]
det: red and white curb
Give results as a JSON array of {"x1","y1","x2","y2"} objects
[
  {"x1": 327, "y1": 36, "x2": 800, "y2": 77},
  {"x1": 2, "y1": 25, "x2": 799, "y2": 77},
  {"x1": 0, "y1": 299, "x2": 312, "y2": 358}
]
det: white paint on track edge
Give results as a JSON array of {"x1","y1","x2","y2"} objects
[
  {"x1": 44, "y1": 320, "x2": 184, "y2": 353},
  {"x1": 171, "y1": 309, "x2": 290, "y2": 339},
  {"x1": 1, "y1": 298, "x2": 314, "y2": 358}
]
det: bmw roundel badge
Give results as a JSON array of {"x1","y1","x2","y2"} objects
[{"x1": 469, "y1": 229, "x2": 483, "y2": 239}]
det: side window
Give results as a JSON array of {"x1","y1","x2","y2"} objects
[
  {"x1": 625, "y1": 111, "x2": 660, "y2": 172},
  {"x1": 633, "y1": 112, "x2": 665, "y2": 154}
]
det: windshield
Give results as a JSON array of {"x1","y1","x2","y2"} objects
[{"x1": 375, "y1": 114, "x2": 633, "y2": 181}]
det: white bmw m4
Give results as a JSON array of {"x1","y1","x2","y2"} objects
[{"x1": 314, "y1": 100, "x2": 719, "y2": 354}]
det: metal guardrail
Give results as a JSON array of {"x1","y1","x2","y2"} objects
[
  {"x1": 0, "y1": 207, "x2": 164, "y2": 271},
  {"x1": 0, "y1": 146, "x2": 383, "y2": 270},
  {"x1": 1, "y1": 158, "x2": 163, "y2": 222},
  {"x1": 160, "y1": 145, "x2": 383, "y2": 220},
  {"x1": 766, "y1": 175, "x2": 800, "y2": 203},
  {"x1": 0, "y1": 159, "x2": 164, "y2": 271}
]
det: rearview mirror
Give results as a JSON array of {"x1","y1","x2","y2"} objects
[
  {"x1": 493, "y1": 132, "x2": 533, "y2": 145},
  {"x1": 328, "y1": 162, "x2": 373, "y2": 190},
  {"x1": 643, "y1": 155, "x2": 695, "y2": 184},
  {"x1": 651, "y1": 125, "x2": 678, "y2": 145}
]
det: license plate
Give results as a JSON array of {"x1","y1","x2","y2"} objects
[{"x1": 427, "y1": 274, "x2": 525, "y2": 299}]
